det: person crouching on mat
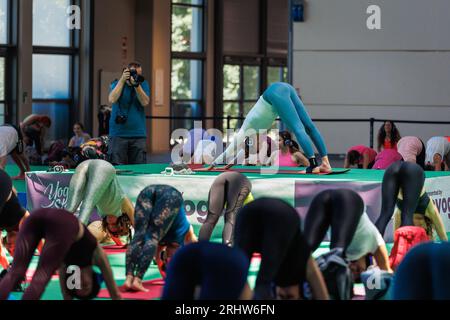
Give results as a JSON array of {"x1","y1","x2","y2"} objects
[
  {"x1": 268, "y1": 131, "x2": 309, "y2": 167},
  {"x1": 0, "y1": 169, "x2": 38, "y2": 270},
  {"x1": 0, "y1": 124, "x2": 30, "y2": 180},
  {"x1": 209, "y1": 82, "x2": 331, "y2": 174},
  {"x1": 424, "y1": 136, "x2": 450, "y2": 171},
  {"x1": 304, "y1": 189, "x2": 392, "y2": 283},
  {"x1": 198, "y1": 172, "x2": 254, "y2": 246},
  {"x1": 65, "y1": 159, "x2": 135, "y2": 242},
  {"x1": 125, "y1": 185, "x2": 197, "y2": 292},
  {"x1": 372, "y1": 149, "x2": 403, "y2": 170},
  {"x1": 392, "y1": 242, "x2": 450, "y2": 300},
  {"x1": 234, "y1": 198, "x2": 329, "y2": 300},
  {"x1": 344, "y1": 145, "x2": 377, "y2": 169},
  {"x1": 374, "y1": 161, "x2": 447, "y2": 270},
  {"x1": 0, "y1": 208, "x2": 121, "y2": 300},
  {"x1": 397, "y1": 136, "x2": 426, "y2": 169},
  {"x1": 162, "y1": 242, "x2": 252, "y2": 300}
]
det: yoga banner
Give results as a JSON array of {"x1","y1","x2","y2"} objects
[
  {"x1": 25, "y1": 171, "x2": 450, "y2": 242},
  {"x1": 424, "y1": 176, "x2": 450, "y2": 235}
]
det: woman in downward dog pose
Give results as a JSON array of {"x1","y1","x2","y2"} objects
[
  {"x1": 375, "y1": 161, "x2": 447, "y2": 270},
  {"x1": 0, "y1": 209, "x2": 121, "y2": 300},
  {"x1": 65, "y1": 159, "x2": 135, "y2": 241},
  {"x1": 304, "y1": 189, "x2": 392, "y2": 285},
  {"x1": 234, "y1": 198, "x2": 329, "y2": 300},
  {"x1": 210, "y1": 82, "x2": 331, "y2": 173},
  {"x1": 0, "y1": 169, "x2": 41, "y2": 270},
  {"x1": 125, "y1": 185, "x2": 197, "y2": 292},
  {"x1": 198, "y1": 172, "x2": 253, "y2": 246}
]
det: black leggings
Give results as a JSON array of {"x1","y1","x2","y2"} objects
[
  {"x1": 375, "y1": 161, "x2": 425, "y2": 236},
  {"x1": 0, "y1": 209, "x2": 80, "y2": 300},
  {"x1": 199, "y1": 172, "x2": 251, "y2": 245},
  {"x1": 126, "y1": 185, "x2": 183, "y2": 279},
  {"x1": 417, "y1": 140, "x2": 426, "y2": 170},
  {"x1": 234, "y1": 198, "x2": 310, "y2": 300},
  {"x1": 304, "y1": 189, "x2": 364, "y2": 255}
]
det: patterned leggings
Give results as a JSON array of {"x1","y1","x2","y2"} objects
[{"x1": 126, "y1": 185, "x2": 183, "y2": 279}]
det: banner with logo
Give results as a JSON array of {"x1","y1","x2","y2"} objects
[{"x1": 26, "y1": 171, "x2": 450, "y2": 242}]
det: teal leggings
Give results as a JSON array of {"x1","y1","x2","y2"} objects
[{"x1": 263, "y1": 82, "x2": 327, "y2": 158}]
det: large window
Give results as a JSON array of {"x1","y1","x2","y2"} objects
[
  {"x1": 223, "y1": 64, "x2": 260, "y2": 130},
  {"x1": 32, "y1": 0, "x2": 77, "y2": 142},
  {"x1": 0, "y1": 0, "x2": 7, "y2": 45},
  {"x1": 0, "y1": 0, "x2": 8, "y2": 125},
  {"x1": 267, "y1": 65, "x2": 288, "y2": 86},
  {"x1": 219, "y1": 0, "x2": 288, "y2": 132},
  {"x1": 171, "y1": 0, "x2": 205, "y2": 133},
  {"x1": 0, "y1": 57, "x2": 4, "y2": 124}
]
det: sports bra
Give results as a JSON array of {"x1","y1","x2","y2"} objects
[
  {"x1": 396, "y1": 193, "x2": 430, "y2": 215},
  {"x1": 0, "y1": 192, "x2": 26, "y2": 230}
]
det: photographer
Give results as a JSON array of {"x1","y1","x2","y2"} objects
[{"x1": 108, "y1": 62, "x2": 150, "y2": 165}]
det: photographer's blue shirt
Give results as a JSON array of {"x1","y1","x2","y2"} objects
[{"x1": 109, "y1": 80, "x2": 150, "y2": 138}]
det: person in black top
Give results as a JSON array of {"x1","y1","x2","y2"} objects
[
  {"x1": 162, "y1": 242, "x2": 252, "y2": 300},
  {"x1": 0, "y1": 209, "x2": 121, "y2": 300},
  {"x1": 0, "y1": 169, "x2": 32, "y2": 269},
  {"x1": 234, "y1": 198, "x2": 328, "y2": 300}
]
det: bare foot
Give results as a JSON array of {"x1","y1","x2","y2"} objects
[
  {"x1": 131, "y1": 277, "x2": 149, "y2": 292},
  {"x1": 319, "y1": 163, "x2": 332, "y2": 174},
  {"x1": 124, "y1": 275, "x2": 134, "y2": 291},
  {"x1": 320, "y1": 156, "x2": 332, "y2": 173},
  {"x1": 312, "y1": 166, "x2": 321, "y2": 174}
]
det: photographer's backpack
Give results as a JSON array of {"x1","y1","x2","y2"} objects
[{"x1": 316, "y1": 248, "x2": 354, "y2": 300}]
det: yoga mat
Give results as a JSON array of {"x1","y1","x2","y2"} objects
[
  {"x1": 98, "y1": 279, "x2": 165, "y2": 300},
  {"x1": 102, "y1": 245, "x2": 127, "y2": 255},
  {"x1": 192, "y1": 166, "x2": 350, "y2": 175}
]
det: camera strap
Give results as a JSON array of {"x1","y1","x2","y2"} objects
[{"x1": 117, "y1": 85, "x2": 137, "y2": 116}]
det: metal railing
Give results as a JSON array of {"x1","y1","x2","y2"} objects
[{"x1": 146, "y1": 115, "x2": 450, "y2": 149}]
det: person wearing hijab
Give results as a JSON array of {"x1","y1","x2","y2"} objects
[
  {"x1": 392, "y1": 242, "x2": 450, "y2": 300},
  {"x1": 162, "y1": 242, "x2": 252, "y2": 300}
]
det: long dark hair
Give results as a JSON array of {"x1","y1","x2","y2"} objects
[
  {"x1": 102, "y1": 214, "x2": 132, "y2": 243},
  {"x1": 73, "y1": 122, "x2": 85, "y2": 131},
  {"x1": 377, "y1": 121, "x2": 401, "y2": 151},
  {"x1": 244, "y1": 135, "x2": 273, "y2": 160},
  {"x1": 279, "y1": 131, "x2": 300, "y2": 155}
]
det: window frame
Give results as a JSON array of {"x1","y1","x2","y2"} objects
[
  {"x1": 217, "y1": 0, "x2": 288, "y2": 131},
  {"x1": 32, "y1": 0, "x2": 80, "y2": 140},
  {"x1": 170, "y1": 0, "x2": 207, "y2": 136},
  {"x1": 0, "y1": 0, "x2": 17, "y2": 125},
  {"x1": 222, "y1": 60, "x2": 261, "y2": 129}
]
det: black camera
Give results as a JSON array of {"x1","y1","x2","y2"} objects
[
  {"x1": 115, "y1": 114, "x2": 128, "y2": 124},
  {"x1": 129, "y1": 69, "x2": 145, "y2": 85}
]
